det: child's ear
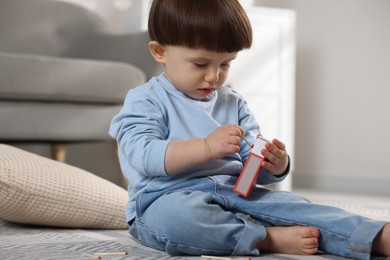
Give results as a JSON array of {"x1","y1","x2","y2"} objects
[{"x1": 149, "y1": 41, "x2": 166, "y2": 64}]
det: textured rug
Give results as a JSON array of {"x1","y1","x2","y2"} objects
[
  {"x1": 0, "y1": 219, "x2": 345, "y2": 260},
  {"x1": 1, "y1": 195, "x2": 390, "y2": 260}
]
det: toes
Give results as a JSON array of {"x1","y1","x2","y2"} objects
[
  {"x1": 303, "y1": 238, "x2": 318, "y2": 248},
  {"x1": 302, "y1": 237, "x2": 319, "y2": 251},
  {"x1": 310, "y1": 227, "x2": 320, "y2": 238},
  {"x1": 301, "y1": 227, "x2": 320, "y2": 238},
  {"x1": 303, "y1": 247, "x2": 318, "y2": 255},
  {"x1": 302, "y1": 237, "x2": 319, "y2": 255}
]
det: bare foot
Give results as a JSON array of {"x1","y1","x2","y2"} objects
[
  {"x1": 257, "y1": 226, "x2": 320, "y2": 255},
  {"x1": 372, "y1": 223, "x2": 390, "y2": 256}
]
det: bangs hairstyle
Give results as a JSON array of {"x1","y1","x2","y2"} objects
[{"x1": 148, "y1": 0, "x2": 252, "y2": 53}]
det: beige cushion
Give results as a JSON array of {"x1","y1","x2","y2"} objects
[{"x1": 0, "y1": 144, "x2": 128, "y2": 229}]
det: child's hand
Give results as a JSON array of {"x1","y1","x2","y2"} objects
[
  {"x1": 260, "y1": 138, "x2": 289, "y2": 176},
  {"x1": 205, "y1": 124, "x2": 243, "y2": 159}
]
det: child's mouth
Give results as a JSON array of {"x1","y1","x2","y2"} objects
[{"x1": 198, "y1": 88, "x2": 214, "y2": 95}]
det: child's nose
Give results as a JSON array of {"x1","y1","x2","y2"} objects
[{"x1": 205, "y1": 68, "x2": 220, "y2": 83}]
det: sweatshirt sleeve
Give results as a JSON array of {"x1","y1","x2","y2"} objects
[{"x1": 109, "y1": 89, "x2": 170, "y2": 177}]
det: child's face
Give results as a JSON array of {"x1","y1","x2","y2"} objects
[{"x1": 151, "y1": 43, "x2": 237, "y2": 100}]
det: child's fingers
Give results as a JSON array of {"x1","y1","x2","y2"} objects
[
  {"x1": 261, "y1": 160, "x2": 271, "y2": 171},
  {"x1": 222, "y1": 124, "x2": 244, "y2": 137},
  {"x1": 262, "y1": 147, "x2": 281, "y2": 163},
  {"x1": 265, "y1": 142, "x2": 285, "y2": 160},
  {"x1": 260, "y1": 138, "x2": 289, "y2": 175},
  {"x1": 232, "y1": 124, "x2": 244, "y2": 137},
  {"x1": 271, "y1": 138, "x2": 286, "y2": 151},
  {"x1": 261, "y1": 160, "x2": 277, "y2": 172}
]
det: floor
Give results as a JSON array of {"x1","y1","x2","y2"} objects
[
  {"x1": 1, "y1": 188, "x2": 389, "y2": 260},
  {"x1": 292, "y1": 188, "x2": 390, "y2": 222}
]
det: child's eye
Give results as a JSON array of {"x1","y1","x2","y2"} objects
[
  {"x1": 221, "y1": 63, "x2": 231, "y2": 69},
  {"x1": 194, "y1": 63, "x2": 207, "y2": 68}
]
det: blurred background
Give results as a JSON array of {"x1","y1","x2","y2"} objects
[
  {"x1": 12, "y1": 0, "x2": 390, "y2": 196},
  {"x1": 255, "y1": 0, "x2": 390, "y2": 196}
]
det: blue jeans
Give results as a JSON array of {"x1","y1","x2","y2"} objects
[{"x1": 129, "y1": 175, "x2": 387, "y2": 259}]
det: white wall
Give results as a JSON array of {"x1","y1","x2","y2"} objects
[{"x1": 255, "y1": 0, "x2": 390, "y2": 195}]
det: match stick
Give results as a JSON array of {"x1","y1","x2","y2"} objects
[
  {"x1": 93, "y1": 252, "x2": 128, "y2": 256},
  {"x1": 201, "y1": 256, "x2": 251, "y2": 260},
  {"x1": 242, "y1": 135, "x2": 252, "y2": 148},
  {"x1": 83, "y1": 251, "x2": 129, "y2": 259},
  {"x1": 201, "y1": 256, "x2": 232, "y2": 260}
]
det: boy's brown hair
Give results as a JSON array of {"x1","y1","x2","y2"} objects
[{"x1": 148, "y1": 0, "x2": 252, "y2": 53}]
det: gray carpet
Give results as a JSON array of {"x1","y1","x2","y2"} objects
[
  {"x1": 1, "y1": 195, "x2": 390, "y2": 260},
  {"x1": 0, "y1": 220, "x2": 347, "y2": 260}
]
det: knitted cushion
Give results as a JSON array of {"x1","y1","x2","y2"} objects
[{"x1": 0, "y1": 144, "x2": 128, "y2": 229}]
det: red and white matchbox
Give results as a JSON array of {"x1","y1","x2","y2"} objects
[{"x1": 233, "y1": 136, "x2": 269, "y2": 197}]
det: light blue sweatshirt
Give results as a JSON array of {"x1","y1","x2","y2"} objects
[{"x1": 109, "y1": 75, "x2": 286, "y2": 222}]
